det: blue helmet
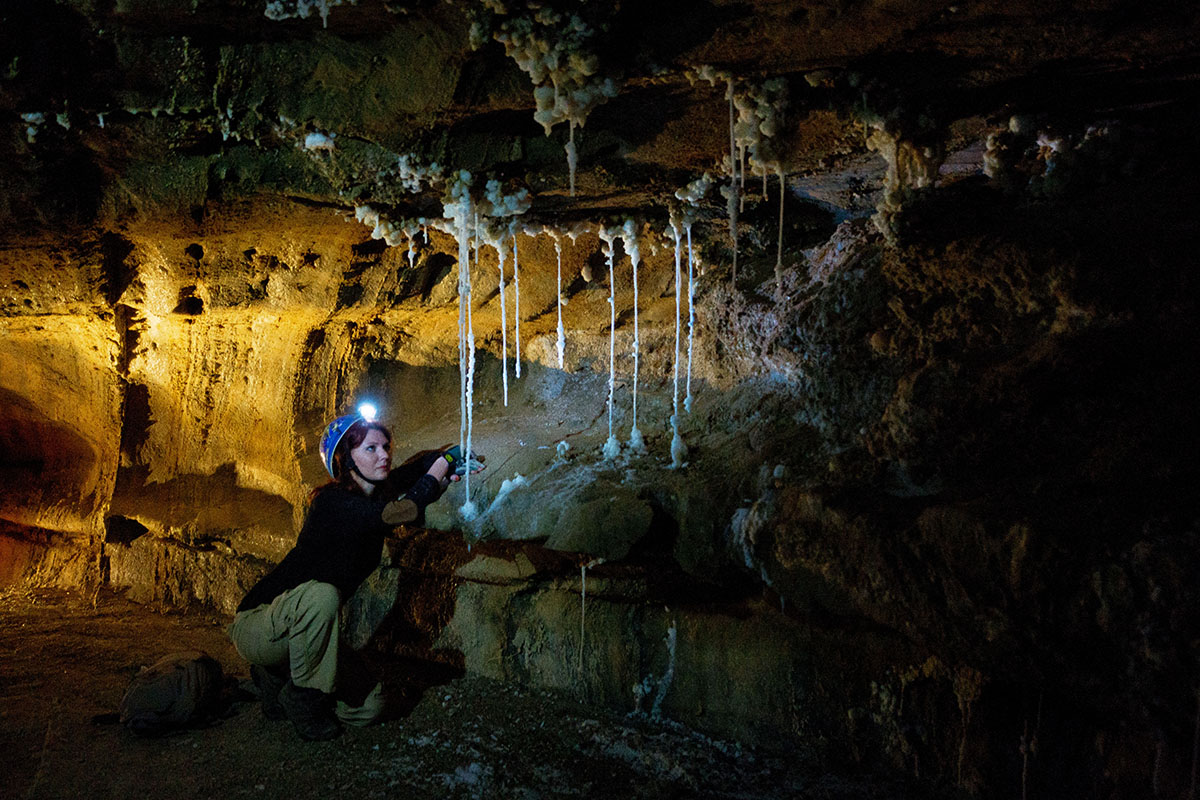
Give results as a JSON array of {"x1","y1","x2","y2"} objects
[{"x1": 318, "y1": 404, "x2": 380, "y2": 479}]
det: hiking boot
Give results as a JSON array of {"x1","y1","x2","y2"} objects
[
  {"x1": 278, "y1": 681, "x2": 341, "y2": 741},
  {"x1": 381, "y1": 497, "x2": 418, "y2": 526},
  {"x1": 250, "y1": 664, "x2": 287, "y2": 721}
]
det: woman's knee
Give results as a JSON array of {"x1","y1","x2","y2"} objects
[
  {"x1": 294, "y1": 581, "x2": 341, "y2": 621},
  {"x1": 228, "y1": 607, "x2": 288, "y2": 667}
]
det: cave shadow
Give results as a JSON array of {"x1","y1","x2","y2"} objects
[
  {"x1": 631, "y1": 500, "x2": 762, "y2": 609},
  {"x1": 0, "y1": 387, "x2": 101, "y2": 512},
  {"x1": 355, "y1": 530, "x2": 588, "y2": 720},
  {"x1": 373, "y1": 653, "x2": 465, "y2": 721},
  {"x1": 103, "y1": 514, "x2": 149, "y2": 546},
  {"x1": 350, "y1": 523, "x2": 477, "y2": 720},
  {"x1": 108, "y1": 461, "x2": 295, "y2": 543}
]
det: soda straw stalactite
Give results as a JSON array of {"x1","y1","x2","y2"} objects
[
  {"x1": 443, "y1": 171, "x2": 476, "y2": 517},
  {"x1": 513, "y1": 230, "x2": 522, "y2": 378},
  {"x1": 776, "y1": 165, "x2": 786, "y2": 303},
  {"x1": 685, "y1": 222, "x2": 696, "y2": 413},
  {"x1": 462, "y1": 211, "x2": 479, "y2": 519},
  {"x1": 481, "y1": 179, "x2": 532, "y2": 403},
  {"x1": 497, "y1": 234, "x2": 509, "y2": 405},
  {"x1": 623, "y1": 219, "x2": 645, "y2": 453},
  {"x1": 554, "y1": 233, "x2": 566, "y2": 369},
  {"x1": 600, "y1": 227, "x2": 620, "y2": 460},
  {"x1": 673, "y1": 173, "x2": 710, "y2": 414}
]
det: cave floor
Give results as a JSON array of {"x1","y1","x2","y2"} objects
[{"x1": 0, "y1": 588, "x2": 918, "y2": 800}]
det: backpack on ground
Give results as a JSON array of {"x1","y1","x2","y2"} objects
[{"x1": 117, "y1": 650, "x2": 224, "y2": 737}]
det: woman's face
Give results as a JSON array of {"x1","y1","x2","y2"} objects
[{"x1": 350, "y1": 428, "x2": 392, "y2": 482}]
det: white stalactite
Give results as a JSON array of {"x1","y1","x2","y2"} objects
[
  {"x1": 740, "y1": 145, "x2": 747, "y2": 213},
  {"x1": 462, "y1": 211, "x2": 479, "y2": 520},
  {"x1": 776, "y1": 166, "x2": 786, "y2": 303},
  {"x1": 579, "y1": 562, "x2": 587, "y2": 675},
  {"x1": 497, "y1": 236, "x2": 509, "y2": 406},
  {"x1": 650, "y1": 620, "x2": 677, "y2": 719},
  {"x1": 513, "y1": 231, "x2": 522, "y2": 378},
  {"x1": 479, "y1": 179, "x2": 531, "y2": 402},
  {"x1": 673, "y1": 172, "x2": 710, "y2": 417},
  {"x1": 600, "y1": 227, "x2": 620, "y2": 460},
  {"x1": 685, "y1": 223, "x2": 696, "y2": 414},
  {"x1": 672, "y1": 223, "x2": 682, "y2": 411},
  {"x1": 554, "y1": 234, "x2": 566, "y2": 369},
  {"x1": 578, "y1": 557, "x2": 604, "y2": 677},
  {"x1": 623, "y1": 219, "x2": 645, "y2": 454},
  {"x1": 443, "y1": 172, "x2": 475, "y2": 515}
]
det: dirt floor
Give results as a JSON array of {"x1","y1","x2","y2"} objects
[{"x1": 0, "y1": 587, "x2": 920, "y2": 800}]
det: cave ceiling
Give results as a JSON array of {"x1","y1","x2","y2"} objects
[{"x1": 2, "y1": 0, "x2": 1197, "y2": 234}]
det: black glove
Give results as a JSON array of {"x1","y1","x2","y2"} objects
[{"x1": 442, "y1": 446, "x2": 485, "y2": 476}]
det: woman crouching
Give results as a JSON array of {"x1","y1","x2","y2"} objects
[{"x1": 227, "y1": 406, "x2": 478, "y2": 740}]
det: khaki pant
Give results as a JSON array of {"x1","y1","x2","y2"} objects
[{"x1": 227, "y1": 580, "x2": 384, "y2": 726}]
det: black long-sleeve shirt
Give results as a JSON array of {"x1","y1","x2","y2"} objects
[{"x1": 237, "y1": 455, "x2": 442, "y2": 613}]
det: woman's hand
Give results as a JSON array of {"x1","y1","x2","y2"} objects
[
  {"x1": 441, "y1": 446, "x2": 486, "y2": 481},
  {"x1": 426, "y1": 454, "x2": 452, "y2": 488}
]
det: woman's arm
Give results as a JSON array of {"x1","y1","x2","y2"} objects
[
  {"x1": 387, "y1": 448, "x2": 445, "y2": 490},
  {"x1": 380, "y1": 449, "x2": 453, "y2": 525}
]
